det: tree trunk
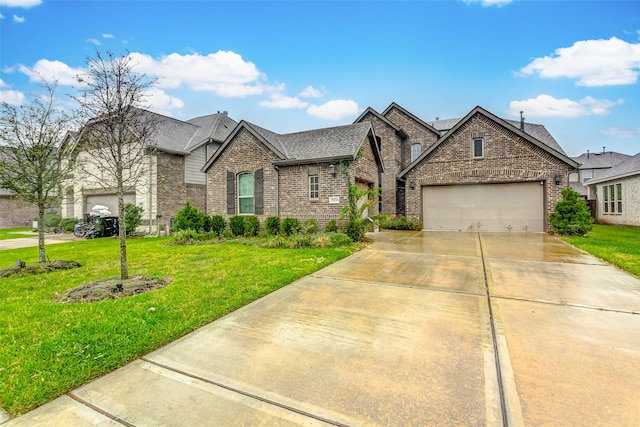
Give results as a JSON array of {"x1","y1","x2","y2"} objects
[
  {"x1": 37, "y1": 207, "x2": 46, "y2": 263},
  {"x1": 117, "y1": 161, "x2": 128, "y2": 280}
]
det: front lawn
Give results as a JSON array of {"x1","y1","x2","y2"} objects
[
  {"x1": 0, "y1": 228, "x2": 34, "y2": 240},
  {"x1": 561, "y1": 224, "x2": 640, "y2": 277},
  {"x1": 0, "y1": 236, "x2": 357, "y2": 416}
]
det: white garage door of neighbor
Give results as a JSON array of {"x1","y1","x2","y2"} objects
[
  {"x1": 85, "y1": 194, "x2": 136, "y2": 215},
  {"x1": 422, "y1": 182, "x2": 544, "y2": 232}
]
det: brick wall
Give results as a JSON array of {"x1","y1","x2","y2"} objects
[
  {"x1": 384, "y1": 107, "x2": 440, "y2": 168},
  {"x1": 0, "y1": 195, "x2": 38, "y2": 228},
  {"x1": 156, "y1": 152, "x2": 206, "y2": 222},
  {"x1": 403, "y1": 113, "x2": 570, "y2": 230}
]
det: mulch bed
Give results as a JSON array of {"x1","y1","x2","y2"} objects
[
  {"x1": 57, "y1": 275, "x2": 169, "y2": 303},
  {"x1": 0, "y1": 260, "x2": 81, "y2": 278}
]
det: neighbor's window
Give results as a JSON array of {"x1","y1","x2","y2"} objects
[
  {"x1": 616, "y1": 183, "x2": 622, "y2": 213},
  {"x1": 309, "y1": 175, "x2": 319, "y2": 200},
  {"x1": 603, "y1": 185, "x2": 609, "y2": 213},
  {"x1": 609, "y1": 184, "x2": 616, "y2": 214},
  {"x1": 411, "y1": 143, "x2": 421, "y2": 162},
  {"x1": 473, "y1": 138, "x2": 484, "y2": 158},
  {"x1": 238, "y1": 172, "x2": 254, "y2": 214},
  {"x1": 581, "y1": 170, "x2": 593, "y2": 182}
]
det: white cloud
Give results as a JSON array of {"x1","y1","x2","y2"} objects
[
  {"x1": 127, "y1": 51, "x2": 265, "y2": 98},
  {"x1": 12, "y1": 14, "x2": 25, "y2": 23},
  {"x1": 145, "y1": 88, "x2": 184, "y2": 116},
  {"x1": 601, "y1": 127, "x2": 640, "y2": 139},
  {"x1": 0, "y1": 79, "x2": 25, "y2": 104},
  {"x1": 0, "y1": 12, "x2": 4, "y2": 19},
  {"x1": 18, "y1": 59, "x2": 86, "y2": 86},
  {"x1": 462, "y1": 0, "x2": 512, "y2": 6},
  {"x1": 307, "y1": 100, "x2": 359, "y2": 120},
  {"x1": 507, "y1": 94, "x2": 622, "y2": 118},
  {"x1": 87, "y1": 38, "x2": 101, "y2": 46},
  {"x1": 259, "y1": 94, "x2": 309, "y2": 109},
  {"x1": 0, "y1": 0, "x2": 41, "y2": 7},
  {"x1": 102, "y1": 33, "x2": 115, "y2": 39},
  {"x1": 519, "y1": 37, "x2": 640, "y2": 86},
  {"x1": 299, "y1": 85, "x2": 324, "y2": 98}
]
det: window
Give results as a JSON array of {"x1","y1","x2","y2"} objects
[
  {"x1": 581, "y1": 170, "x2": 593, "y2": 183},
  {"x1": 411, "y1": 143, "x2": 421, "y2": 162},
  {"x1": 473, "y1": 138, "x2": 483, "y2": 158},
  {"x1": 309, "y1": 175, "x2": 319, "y2": 200},
  {"x1": 603, "y1": 186, "x2": 608, "y2": 213},
  {"x1": 238, "y1": 172, "x2": 254, "y2": 214},
  {"x1": 609, "y1": 184, "x2": 615, "y2": 213},
  {"x1": 616, "y1": 183, "x2": 622, "y2": 213}
]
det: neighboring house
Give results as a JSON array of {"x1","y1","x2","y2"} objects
[
  {"x1": 0, "y1": 188, "x2": 38, "y2": 228},
  {"x1": 357, "y1": 103, "x2": 578, "y2": 232},
  {"x1": 587, "y1": 152, "x2": 640, "y2": 227},
  {"x1": 62, "y1": 110, "x2": 237, "y2": 229},
  {"x1": 202, "y1": 120, "x2": 383, "y2": 227},
  {"x1": 569, "y1": 150, "x2": 631, "y2": 198}
]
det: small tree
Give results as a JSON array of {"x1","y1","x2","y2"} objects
[
  {"x1": 0, "y1": 82, "x2": 75, "y2": 262},
  {"x1": 124, "y1": 203, "x2": 143, "y2": 236},
  {"x1": 549, "y1": 187, "x2": 593, "y2": 236}
]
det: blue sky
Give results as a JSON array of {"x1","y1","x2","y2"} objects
[{"x1": 1, "y1": 0, "x2": 639, "y2": 157}]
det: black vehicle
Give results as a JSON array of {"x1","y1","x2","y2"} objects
[{"x1": 74, "y1": 215, "x2": 119, "y2": 239}]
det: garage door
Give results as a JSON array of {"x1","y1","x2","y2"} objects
[
  {"x1": 85, "y1": 193, "x2": 136, "y2": 216},
  {"x1": 422, "y1": 182, "x2": 544, "y2": 232}
]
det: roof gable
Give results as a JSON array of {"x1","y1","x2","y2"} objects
[
  {"x1": 382, "y1": 102, "x2": 440, "y2": 138},
  {"x1": 398, "y1": 105, "x2": 579, "y2": 178},
  {"x1": 587, "y1": 152, "x2": 640, "y2": 184},
  {"x1": 572, "y1": 151, "x2": 631, "y2": 169}
]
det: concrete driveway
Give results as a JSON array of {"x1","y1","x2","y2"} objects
[{"x1": 4, "y1": 231, "x2": 640, "y2": 426}]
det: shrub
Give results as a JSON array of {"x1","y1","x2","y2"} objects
[
  {"x1": 379, "y1": 215, "x2": 422, "y2": 230},
  {"x1": 265, "y1": 235, "x2": 287, "y2": 248},
  {"x1": 124, "y1": 203, "x2": 144, "y2": 236},
  {"x1": 59, "y1": 218, "x2": 79, "y2": 232},
  {"x1": 43, "y1": 212, "x2": 61, "y2": 228},
  {"x1": 265, "y1": 216, "x2": 280, "y2": 236},
  {"x1": 229, "y1": 216, "x2": 245, "y2": 236},
  {"x1": 222, "y1": 228, "x2": 234, "y2": 239},
  {"x1": 327, "y1": 232, "x2": 353, "y2": 247},
  {"x1": 244, "y1": 216, "x2": 260, "y2": 236},
  {"x1": 281, "y1": 217, "x2": 300, "y2": 236},
  {"x1": 346, "y1": 218, "x2": 364, "y2": 241},
  {"x1": 173, "y1": 201, "x2": 206, "y2": 232},
  {"x1": 209, "y1": 215, "x2": 226, "y2": 236},
  {"x1": 288, "y1": 234, "x2": 312, "y2": 248},
  {"x1": 549, "y1": 187, "x2": 593, "y2": 236},
  {"x1": 324, "y1": 219, "x2": 338, "y2": 233},
  {"x1": 301, "y1": 219, "x2": 318, "y2": 235},
  {"x1": 172, "y1": 228, "x2": 198, "y2": 244}
]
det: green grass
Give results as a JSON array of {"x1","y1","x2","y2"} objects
[
  {"x1": 562, "y1": 224, "x2": 640, "y2": 277},
  {"x1": 0, "y1": 236, "x2": 357, "y2": 416},
  {"x1": 0, "y1": 228, "x2": 34, "y2": 240}
]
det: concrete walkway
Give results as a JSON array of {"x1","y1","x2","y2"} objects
[
  {"x1": 0, "y1": 232, "x2": 79, "y2": 251},
  {"x1": 3, "y1": 231, "x2": 640, "y2": 426}
]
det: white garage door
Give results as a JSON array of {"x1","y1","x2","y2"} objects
[
  {"x1": 422, "y1": 182, "x2": 544, "y2": 232},
  {"x1": 85, "y1": 193, "x2": 136, "y2": 216}
]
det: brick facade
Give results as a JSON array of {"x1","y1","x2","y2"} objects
[
  {"x1": 156, "y1": 152, "x2": 206, "y2": 223},
  {"x1": 402, "y1": 112, "x2": 570, "y2": 230},
  {"x1": 0, "y1": 194, "x2": 38, "y2": 228}
]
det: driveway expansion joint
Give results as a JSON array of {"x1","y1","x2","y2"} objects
[{"x1": 65, "y1": 393, "x2": 134, "y2": 427}]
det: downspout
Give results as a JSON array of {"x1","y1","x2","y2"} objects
[{"x1": 274, "y1": 165, "x2": 280, "y2": 216}]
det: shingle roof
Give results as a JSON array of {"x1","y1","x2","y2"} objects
[
  {"x1": 587, "y1": 152, "x2": 640, "y2": 184},
  {"x1": 185, "y1": 112, "x2": 237, "y2": 151},
  {"x1": 571, "y1": 151, "x2": 631, "y2": 169}
]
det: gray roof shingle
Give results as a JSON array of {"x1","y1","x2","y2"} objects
[
  {"x1": 587, "y1": 152, "x2": 640, "y2": 184},
  {"x1": 571, "y1": 151, "x2": 631, "y2": 169}
]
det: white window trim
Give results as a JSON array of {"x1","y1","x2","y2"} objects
[
  {"x1": 237, "y1": 172, "x2": 254, "y2": 215},
  {"x1": 309, "y1": 175, "x2": 319, "y2": 200}
]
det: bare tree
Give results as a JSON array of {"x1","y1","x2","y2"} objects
[
  {"x1": 0, "y1": 82, "x2": 75, "y2": 263},
  {"x1": 73, "y1": 51, "x2": 157, "y2": 280}
]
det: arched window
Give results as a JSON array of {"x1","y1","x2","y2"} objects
[{"x1": 238, "y1": 172, "x2": 254, "y2": 214}]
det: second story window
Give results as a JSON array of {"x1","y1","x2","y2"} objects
[
  {"x1": 411, "y1": 143, "x2": 421, "y2": 162},
  {"x1": 473, "y1": 138, "x2": 484, "y2": 158}
]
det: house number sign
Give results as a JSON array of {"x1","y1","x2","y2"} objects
[{"x1": 329, "y1": 196, "x2": 340, "y2": 204}]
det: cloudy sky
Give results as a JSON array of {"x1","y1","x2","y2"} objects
[{"x1": 1, "y1": 0, "x2": 639, "y2": 156}]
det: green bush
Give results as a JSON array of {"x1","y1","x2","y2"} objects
[
  {"x1": 173, "y1": 201, "x2": 206, "y2": 232},
  {"x1": 346, "y1": 218, "x2": 364, "y2": 241},
  {"x1": 209, "y1": 215, "x2": 226, "y2": 236},
  {"x1": 124, "y1": 203, "x2": 144, "y2": 236},
  {"x1": 59, "y1": 218, "x2": 79, "y2": 232},
  {"x1": 265, "y1": 216, "x2": 280, "y2": 236},
  {"x1": 327, "y1": 232, "x2": 353, "y2": 247},
  {"x1": 324, "y1": 219, "x2": 338, "y2": 233},
  {"x1": 301, "y1": 219, "x2": 318, "y2": 235},
  {"x1": 549, "y1": 187, "x2": 593, "y2": 236},
  {"x1": 172, "y1": 228, "x2": 198, "y2": 245},
  {"x1": 244, "y1": 216, "x2": 260, "y2": 236},
  {"x1": 379, "y1": 215, "x2": 422, "y2": 230},
  {"x1": 281, "y1": 217, "x2": 300, "y2": 236},
  {"x1": 288, "y1": 234, "x2": 312, "y2": 248},
  {"x1": 229, "y1": 216, "x2": 245, "y2": 236},
  {"x1": 43, "y1": 212, "x2": 61, "y2": 228}
]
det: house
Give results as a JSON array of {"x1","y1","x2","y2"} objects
[
  {"x1": 202, "y1": 120, "x2": 383, "y2": 227},
  {"x1": 356, "y1": 103, "x2": 578, "y2": 232},
  {"x1": 62, "y1": 110, "x2": 237, "y2": 230},
  {"x1": 0, "y1": 188, "x2": 38, "y2": 228},
  {"x1": 569, "y1": 150, "x2": 631, "y2": 199},
  {"x1": 586, "y1": 152, "x2": 640, "y2": 227}
]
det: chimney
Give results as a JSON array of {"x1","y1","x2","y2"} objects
[
  {"x1": 587, "y1": 149, "x2": 590, "y2": 158},
  {"x1": 520, "y1": 111, "x2": 525, "y2": 131},
  {"x1": 603, "y1": 146, "x2": 606, "y2": 154}
]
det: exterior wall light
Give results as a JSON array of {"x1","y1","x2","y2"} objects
[
  {"x1": 328, "y1": 164, "x2": 336, "y2": 177},
  {"x1": 409, "y1": 180, "x2": 416, "y2": 190},
  {"x1": 554, "y1": 172, "x2": 562, "y2": 185}
]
